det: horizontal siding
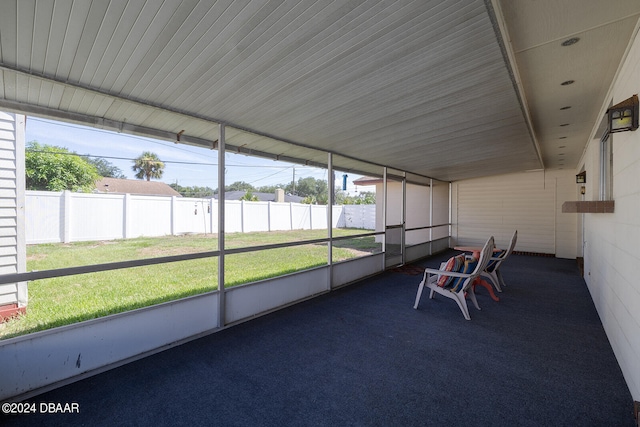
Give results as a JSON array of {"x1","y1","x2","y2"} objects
[
  {"x1": 0, "y1": 160, "x2": 16, "y2": 170},
  {"x1": 0, "y1": 284, "x2": 17, "y2": 296},
  {"x1": 0, "y1": 246, "x2": 16, "y2": 257},
  {"x1": 0, "y1": 207, "x2": 17, "y2": 217},
  {"x1": 0, "y1": 113, "x2": 19, "y2": 306},
  {"x1": 0, "y1": 255, "x2": 17, "y2": 267},
  {"x1": 454, "y1": 171, "x2": 562, "y2": 254},
  {"x1": 581, "y1": 31, "x2": 640, "y2": 401},
  {"x1": 0, "y1": 218, "x2": 16, "y2": 228},
  {"x1": 0, "y1": 237, "x2": 17, "y2": 247},
  {"x1": 0, "y1": 148, "x2": 15, "y2": 160},
  {"x1": 0, "y1": 293, "x2": 17, "y2": 305}
]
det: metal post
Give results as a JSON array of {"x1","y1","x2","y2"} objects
[
  {"x1": 448, "y1": 182, "x2": 453, "y2": 249},
  {"x1": 217, "y1": 124, "x2": 225, "y2": 329},
  {"x1": 430, "y1": 179, "x2": 434, "y2": 254},
  {"x1": 402, "y1": 172, "x2": 406, "y2": 265},
  {"x1": 382, "y1": 167, "x2": 387, "y2": 269},
  {"x1": 327, "y1": 153, "x2": 333, "y2": 291}
]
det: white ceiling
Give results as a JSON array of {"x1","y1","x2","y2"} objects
[{"x1": 0, "y1": 0, "x2": 639, "y2": 182}]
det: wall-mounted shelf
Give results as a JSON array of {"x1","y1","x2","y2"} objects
[{"x1": 561, "y1": 201, "x2": 614, "y2": 213}]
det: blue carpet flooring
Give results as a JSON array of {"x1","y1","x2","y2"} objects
[{"x1": 1, "y1": 251, "x2": 634, "y2": 426}]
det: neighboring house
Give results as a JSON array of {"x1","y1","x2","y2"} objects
[
  {"x1": 352, "y1": 176, "x2": 381, "y2": 187},
  {"x1": 95, "y1": 177, "x2": 182, "y2": 197},
  {"x1": 215, "y1": 190, "x2": 304, "y2": 203}
]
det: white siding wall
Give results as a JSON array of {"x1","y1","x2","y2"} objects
[
  {"x1": 452, "y1": 170, "x2": 577, "y2": 257},
  {"x1": 0, "y1": 112, "x2": 25, "y2": 307},
  {"x1": 580, "y1": 28, "x2": 640, "y2": 401}
]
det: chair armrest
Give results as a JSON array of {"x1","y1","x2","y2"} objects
[{"x1": 423, "y1": 268, "x2": 473, "y2": 278}]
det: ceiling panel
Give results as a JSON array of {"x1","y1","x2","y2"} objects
[
  {"x1": 0, "y1": 1, "x2": 639, "y2": 182},
  {"x1": 501, "y1": 0, "x2": 640, "y2": 52},
  {"x1": 501, "y1": 1, "x2": 640, "y2": 170}
]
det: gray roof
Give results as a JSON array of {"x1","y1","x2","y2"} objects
[{"x1": 95, "y1": 178, "x2": 182, "y2": 197}]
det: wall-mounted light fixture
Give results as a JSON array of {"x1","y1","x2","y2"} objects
[
  {"x1": 576, "y1": 171, "x2": 586, "y2": 184},
  {"x1": 607, "y1": 95, "x2": 639, "y2": 133}
]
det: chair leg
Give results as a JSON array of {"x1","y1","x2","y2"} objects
[
  {"x1": 467, "y1": 286, "x2": 481, "y2": 311},
  {"x1": 496, "y1": 269, "x2": 506, "y2": 288},
  {"x1": 481, "y1": 271, "x2": 502, "y2": 292},
  {"x1": 451, "y1": 291, "x2": 471, "y2": 320},
  {"x1": 414, "y1": 280, "x2": 425, "y2": 309}
]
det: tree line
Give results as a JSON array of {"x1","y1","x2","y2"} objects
[
  {"x1": 24, "y1": 141, "x2": 375, "y2": 205},
  {"x1": 169, "y1": 179, "x2": 375, "y2": 205},
  {"x1": 26, "y1": 142, "x2": 166, "y2": 191}
]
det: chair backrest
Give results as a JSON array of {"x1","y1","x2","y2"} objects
[
  {"x1": 503, "y1": 230, "x2": 517, "y2": 259},
  {"x1": 471, "y1": 236, "x2": 495, "y2": 278},
  {"x1": 490, "y1": 230, "x2": 518, "y2": 265},
  {"x1": 448, "y1": 236, "x2": 494, "y2": 293}
]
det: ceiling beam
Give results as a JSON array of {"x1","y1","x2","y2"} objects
[{"x1": 486, "y1": 0, "x2": 544, "y2": 169}]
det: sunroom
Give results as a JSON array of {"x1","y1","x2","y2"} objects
[{"x1": 0, "y1": 1, "x2": 639, "y2": 424}]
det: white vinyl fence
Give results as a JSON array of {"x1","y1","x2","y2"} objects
[{"x1": 25, "y1": 191, "x2": 376, "y2": 244}]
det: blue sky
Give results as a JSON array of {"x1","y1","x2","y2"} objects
[{"x1": 25, "y1": 117, "x2": 371, "y2": 194}]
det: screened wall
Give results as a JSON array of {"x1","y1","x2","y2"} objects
[{"x1": 0, "y1": 118, "x2": 451, "y2": 401}]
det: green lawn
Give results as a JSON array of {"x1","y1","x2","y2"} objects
[{"x1": 0, "y1": 229, "x2": 379, "y2": 340}]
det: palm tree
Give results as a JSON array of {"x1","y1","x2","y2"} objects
[{"x1": 132, "y1": 151, "x2": 165, "y2": 181}]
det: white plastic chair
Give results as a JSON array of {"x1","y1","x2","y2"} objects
[
  {"x1": 480, "y1": 230, "x2": 517, "y2": 292},
  {"x1": 413, "y1": 236, "x2": 494, "y2": 320}
]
